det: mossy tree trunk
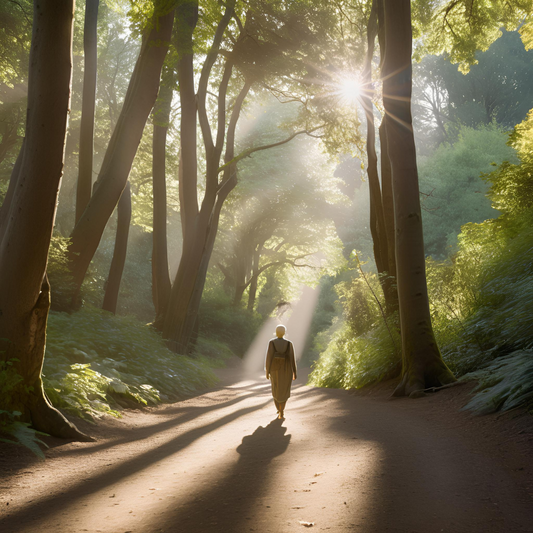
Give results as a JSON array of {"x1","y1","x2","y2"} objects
[
  {"x1": 0, "y1": 0, "x2": 90, "y2": 440},
  {"x1": 381, "y1": 0, "x2": 456, "y2": 396}
]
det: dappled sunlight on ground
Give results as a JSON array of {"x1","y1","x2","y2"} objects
[{"x1": 1, "y1": 368, "x2": 533, "y2": 532}]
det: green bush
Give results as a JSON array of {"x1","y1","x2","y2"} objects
[
  {"x1": 198, "y1": 286, "x2": 262, "y2": 356},
  {"x1": 43, "y1": 307, "x2": 219, "y2": 420},
  {"x1": 462, "y1": 350, "x2": 533, "y2": 414},
  {"x1": 0, "y1": 359, "x2": 48, "y2": 458},
  {"x1": 308, "y1": 319, "x2": 400, "y2": 390}
]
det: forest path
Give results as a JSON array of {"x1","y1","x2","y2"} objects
[{"x1": 1, "y1": 364, "x2": 533, "y2": 533}]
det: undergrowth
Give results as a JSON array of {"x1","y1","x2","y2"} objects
[
  {"x1": 309, "y1": 110, "x2": 533, "y2": 414},
  {"x1": 0, "y1": 359, "x2": 49, "y2": 458},
  {"x1": 308, "y1": 267, "x2": 401, "y2": 390},
  {"x1": 43, "y1": 307, "x2": 224, "y2": 421}
]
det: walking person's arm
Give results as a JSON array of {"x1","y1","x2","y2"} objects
[
  {"x1": 290, "y1": 342, "x2": 297, "y2": 380},
  {"x1": 265, "y1": 341, "x2": 274, "y2": 379}
]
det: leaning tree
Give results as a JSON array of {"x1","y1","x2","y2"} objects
[
  {"x1": 0, "y1": 0, "x2": 90, "y2": 439},
  {"x1": 66, "y1": 0, "x2": 174, "y2": 305}
]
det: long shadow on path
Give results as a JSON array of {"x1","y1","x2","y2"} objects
[
  {"x1": 0, "y1": 398, "x2": 271, "y2": 533},
  {"x1": 152, "y1": 418, "x2": 292, "y2": 533}
]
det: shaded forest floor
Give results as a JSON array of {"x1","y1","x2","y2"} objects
[{"x1": 1, "y1": 361, "x2": 533, "y2": 533}]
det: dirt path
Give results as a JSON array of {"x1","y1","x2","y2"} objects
[{"x1": 1, "y1": 365, "x2": 533, "y2": 533}]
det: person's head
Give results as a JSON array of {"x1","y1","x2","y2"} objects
[{"x1": 275, "y1": 325, "x2": 286, "y2": 338}]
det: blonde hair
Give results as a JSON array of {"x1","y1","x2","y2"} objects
[{"x1": 275, "y1": 325, "x2": 286, "y2": 338}]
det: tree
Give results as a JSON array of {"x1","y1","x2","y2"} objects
[
  {"x1": 419, "y1": 125, "x2": 515, "y2": 258},
  {"x1": 0, "y1": 0, "x2": 90, "y2": 440},
  {"x1": 102, "y1": 181, "x2": 131, "y2": 314},
  {"x1": 381, "y1": 0, "x2": 456, "y2": 396},
  {"x1": 151, "y1": 68, "x2": 174, "y2": 325},
  {"x1": 419, "y1": 0, "x2": 532, "y2": 73},
  {"x1": 215, "y1": 135, "x2": 337, "y2": 311},
  {"x1": 413, "y1": 31, "x2": 533, "y2": 147},
  {"x1": 75, "y1": 0, "x2": 100, "y2": 224},
  {"x1": 162, "y1": 0, "x2": 333, "y2": 352},
  {"x1": 67, "y1": 1, "x2": 174, "y2": 304},
  {"x1": 0, "y1": 0, "x2": 31, "y2": 175},
  {"x1": 360, "y1": 0, "x2": 398, "y2": 314}
]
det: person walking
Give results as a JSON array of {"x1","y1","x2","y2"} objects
[{"x1": 265, "y1": 325, "x2": 297, "y2": 419}]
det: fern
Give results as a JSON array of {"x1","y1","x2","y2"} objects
[{"x1": 0, "y1": 410, "x2": 49, "y2": 459}]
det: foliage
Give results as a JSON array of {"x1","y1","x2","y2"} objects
[
  {"x1": 303, "y1": 274, "x2": 343, "y2": 364},
  {"x1": 487, "y1": 108, "x2": 533, "y2": 214},
  {"x1": 308, "y1": 320, "x2": 400, "y2": 390},
  {"x1": 0, "y1": 359, "x2": 48, "y2": 458},
  {"x1": 461, "y1": 350, "x2": 533, "y2": 414},
  {"x1": 43, "y1": 308, "x2": 218, "y2": 420},
  {"x1": 413, "y1": 30, "x2": 533, "y2": 149},
  {"x1": 418, "y1": 0, "x2": 532, "y2": 72},
  {"x1": 422, "y1": 109, "x2": 533, "y2": 411},
  {"x1": 0, "y1": 410, "x2": 48, "y2": 459},
  {"x1": 198, "y1": 281, "x2": 263, "y2": 356},
  {"x1": 309, "y1": 263, "x2": 401, "y2": 389},
  {"x1": 418, "y1": 124, "x2": 516, "y2": 258},
  {"x1": 48, "y1": 235, "x2": 77, "y2": 311}
]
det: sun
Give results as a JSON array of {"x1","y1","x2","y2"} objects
[{"x1": 338, "y1": 76, "x2": 362, "y2": 104}]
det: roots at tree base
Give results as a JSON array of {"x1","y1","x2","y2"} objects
[
  {"x1": 392, "y1": 355, "x2": 456, "y2": 397},
  {"x1": 24, "y1": 380, "x2": 94, "y2": 442}
]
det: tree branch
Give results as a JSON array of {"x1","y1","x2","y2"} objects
[
  {"x1": 197, "y1": 0, "x2": 236, "y2": 153},
  {"x1": 217, "y1": 124, "x2": 326, "y2": 174}
]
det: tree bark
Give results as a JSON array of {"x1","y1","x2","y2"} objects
[
  {"x1": 381, "y1": 0, "x2": 455, "y2": 396},
  {"x1": 75, "y1": 0, "x2": 99, "y2": 225},
  {"x1": 378, "y1": 116, "x2": 399, "y2": 314},
  {"x1": 162, "y1": 0, "x2": 246, "y2": 353},
  {"x1": 102, "y1": 181, "x2": 131, "y2": 314},
  {"x1": 67, "y1": 3, "x2": 174, "y2": 304},
  {"x1": 363, "y1": 0, "x2": 398, "y2": 314},
  {"x1": 247, "y1": 245, "x2": 262, "y2": 312},
  {"x1": 151, "y1": 75, "x2": 173, "y2": 326},
  {"x1": 0, "y1": 0, "x2": 91, "y2": 441},
  {"x1": 0, "y1": 138, "x2": 25, "y2": 243}
]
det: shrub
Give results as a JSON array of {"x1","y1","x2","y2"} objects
[{"x1": 43, "y1": 307, "x2": 219, "y2": 420}]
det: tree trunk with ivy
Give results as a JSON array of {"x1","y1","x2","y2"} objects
[
  {"x1": 0, "y1": 0, "x2": 91, "y2": 441},
  {"x1": 381, "y1": 0, "x2": 455, "y2": 396}
]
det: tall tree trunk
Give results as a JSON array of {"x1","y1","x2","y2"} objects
[
  {"x1": 67, "y1": 4, "x2": 174, "y2": 304},
  {"x1": 151, "y1": 75, "x2": 173, "y2": 326},
  {"x1": 381, "y1": 0, "x2": 455, "y2": 396},
  {"x1": 162, "y1": 0, "x2": 246, "y2": 353},
  {"x1": 0, "y1": 0, "x2": 90, "y2": 441},
  {"x1": 0, "y1": 138, "x2": 25, "y2": 242},
  {"x1": 233, "y1": 284, "x2": 247, "y2": 307},
  {"x1": 363, "y1": 0, "x2": 398, "y2": 313},
  {"x1": 247, "y1": 245, "x2": 262, "y2": 312},
  {"x1": 162, "y1": 0, "x2": 200, "y2": 353},
  {"x1": 75, "y1": 0, "x2": 99, "y2": 225},
  {"x1": 102, "y1": 181, "x2": 131, "y2": 314},
  {"x1": 378, "y1": 116, "x2": 399, "y2": 314}
]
